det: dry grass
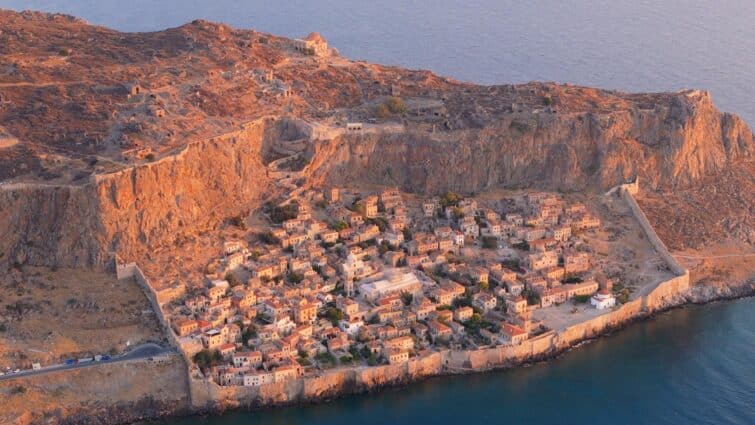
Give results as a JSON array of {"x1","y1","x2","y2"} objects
[{"x1": 0, "y1": 266, "x2": 162, "y2": 370}]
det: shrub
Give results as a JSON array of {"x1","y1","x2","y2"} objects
[
  {"x1": 384, "y1": 96, "x2": 407, "y2": 114},
  {"x1": 287, "y1": 272, "x2": 304, "y2": 284},
  {"x1": 440, "y1": 191, "x2": 461, "y2": 207},
  {"x1": 616, "y1": 288, "x2": 631, "y2": 304},
  {"x1": 373, "y1": 103, "x2": 390, "y2": 119},
  {"x1": 512, "y1": 241, "x2": 529, "y2": 251},
  {"x1": 241, "y1": 324, "x2": 257, "y2": 345},
  {"x1": 451, "y1": 207, "x2": 464, "y2": 219},
  {"x1": 229, "y1": 215, "x2": 246, "y2": 230},
  {"x1": 268, "y1": 202, "x2": 299, "y2": 224},
  {"x1": 258, "y1": 231, "x2": 279, "y2": 245},
  {"x1": 145, "y1": 153, "x2": 156, "y2": 161},
  {"x1": 192, "y1": 349, "x2": 222, "y2": 369},
  {"x1": 573, "y1": 294, "x2": 591, "y2": 304},
  {"x1": 521, "y1": 289, "x2": 541, "y2": 306},
  {"x1": 324, "y1": 307, "x2": 344, "y2": 325},
  {"x1": 315, "y1": 352, "x2": 335, "y2": 363},
  {"x1": 509, "y1": 120, "x2": 530, "y2": 133},
  {"x1": 481, "y1": 236, "x2": 498, "y2": 250}
]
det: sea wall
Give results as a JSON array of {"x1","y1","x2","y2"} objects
[{"x1": 184, "y1": 184, "x2": 696, "y2": 412}]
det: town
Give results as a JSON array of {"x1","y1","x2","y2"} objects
[{"x1": 166, "y1": 186, "x2": 619, "y2": 387}]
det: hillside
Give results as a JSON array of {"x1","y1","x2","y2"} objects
[{"x1": 0, "y1": 9, "x2": 752, "y2": 268}]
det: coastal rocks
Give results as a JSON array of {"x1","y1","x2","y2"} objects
[{"x1": 685, "y1": 281, "x2": 755, "y2": 304}]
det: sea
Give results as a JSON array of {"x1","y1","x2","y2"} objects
[{"x1": 1, "y1": 1, "x2": 753, "y2": 424}]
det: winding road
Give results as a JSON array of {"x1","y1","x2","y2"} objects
[{"x1": 0, "y1": 343, "x2": 174, "y2": 381}]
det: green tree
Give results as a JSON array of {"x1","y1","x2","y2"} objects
[
  {"x1": 241, "y1": 324, "x2": 257, "y2": 345},
  {"x1": 225, "y1": 272, "x2": 240, "y2": 286},
  {"x1": 192, "y1": 349, "x2": 222, "y2": 369},
  {"x1": 440, "y1": 191, "x2": 461, "y2": 208},
  {"x1": 325, "y1": 307, "x2": 344, "y2": 325},
  {"x1": 229, "y1": 214, "x2": 246, "y2": 230},
  {"x1": 481, "y1": 236, "x2": 498, "y2": 250},
  {"x1": 287, "y1": 272, "x2": 304, "y2": 284},
  {"x1": 258, "y1": 231, "x2": 279, "y2": 245},
  {"x1": 451, "y1": 207, "x2": 464, "y2": 219}
]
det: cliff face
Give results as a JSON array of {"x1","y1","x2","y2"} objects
[
  {"x1": 311, "y1": 90, "x2": 752, "y2": 194},
  {"x1": 1, "y1": 93, "x2": 752, "y2": 268},
  {"x1": 0, "y1": 10, "x2": 753, "y2": 268},
  {"x1": 0, "y1": 119, "x2": 273, "y2": 268}
]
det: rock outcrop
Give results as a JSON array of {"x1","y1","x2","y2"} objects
[
  {"x1": 0, "y1": 10, "x2": 752, "y2": 265},
  {"x1": 0, "y1": 119, "x2": 273, "y2": 267},
  {"x1": 310, "y1": 90, "x2": 752, "y2": 193}
]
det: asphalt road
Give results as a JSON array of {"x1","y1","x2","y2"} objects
[{"x1": 0, "y1": 343, "x2": 173, "y2": 381}]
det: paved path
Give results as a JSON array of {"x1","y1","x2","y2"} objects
[
  {"x1": 0, "y1": 343, "x2": 173, "y2": 381},
  {"x1": 674, "y1": 253, "x2": 755, "y2": 260}
]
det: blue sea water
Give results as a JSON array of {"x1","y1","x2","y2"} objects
[{"x1": 1, "y1": 2, "x2": 753, "y2": 423}]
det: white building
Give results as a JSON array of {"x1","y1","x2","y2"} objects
[
  {"x1": 243, "y1": 371, "x2": 275, "y2": 387},
  {"x1": 591, "y1": 289, "x2": 616, "y2": 310},
  {"x1": 360, "y1": 269, "x2": 422, "y2": 302}
]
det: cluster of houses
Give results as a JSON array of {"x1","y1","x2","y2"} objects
[{"x1": 167, "y1": 187, "x2": 616, "y2": 388}]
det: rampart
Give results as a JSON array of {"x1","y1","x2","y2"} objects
[
  {"x1": 113, "y1": 178, "x2": 695, "y2": 412},
  {"x1": 115, "y1": 259, "x2": 195, "y2": 405},
  {"x1": 618, "y1": 183, "x2": 689, "y2": 278}
]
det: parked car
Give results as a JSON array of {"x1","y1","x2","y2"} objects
[
  {"x1": 101, "y1": 355, "x2": 112, "y2": 361},
  {"x1": 64, "y1": 359, "x2": 76, "y2": 366}
]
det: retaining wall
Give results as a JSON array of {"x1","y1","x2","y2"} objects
[
  {"x1": 131, "y1": 181, "x2": 694, "y2": 411},
  {"x1": 115, "y1": 259, "x2": 195, "y2": 405},
  {"x1": 619, "y1": 186, "x2": 688, "y2": 278}
]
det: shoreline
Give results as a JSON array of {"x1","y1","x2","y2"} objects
[{"x1": 151, "y1": 281, "x2": 752, "y2": 425}]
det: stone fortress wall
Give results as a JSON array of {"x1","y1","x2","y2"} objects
[
  {"x1": 116, "y1": 260, "x2": 196, "y2": 405},
  {"x1": 180, "y1": 180, "x2": 696, "y2": 411}
]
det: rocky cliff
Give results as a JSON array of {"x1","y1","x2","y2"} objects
[
  {"x1": 0, "y1": 119, "x2": 273, "y2": 268},
  {"x1": 0, "y1": 10, "x2": 753, "y2": 266},
  {"x1": 311, "y1": 90, "x2": 752, "y2": 193}
]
